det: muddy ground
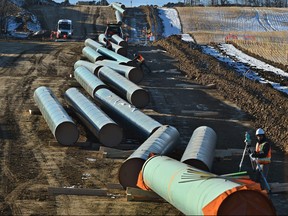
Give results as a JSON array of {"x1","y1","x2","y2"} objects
[{"x1": 0, "y1": 5, "x2": 287, "y2": 216}]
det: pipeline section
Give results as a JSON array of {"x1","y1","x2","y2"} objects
[
  {"x1": 98, "y1": 34, "x2": 127, "y2": 56},
  {"x1": 95, "y1": 60, "x2": 143, "y2": 83},
  {"x1": 94, "y1": 88, "x2": 161, "y2": 139},
  {"x1": 118, "y1": 125, "x2": 179, "y2": 189},
  {"x1": 115, "y1": 10, "x2": 123, "y2": 25},
  {"x1": 74, "y1": 66, "x2": 106, "y2": 96},
  {"x1": 33, "y1": 86, "x2": 79, "y2": 145},
  {"x1": 64, "y1": 88, "x2": 123, "y2": 147},
  {"x1": 111, "y1": 2, "x2": 126, "y2": 15},
  {"x1": 85, "y1": 38, "x2": 134, "y2": 66},
  {"x1": 97, "y1": 66, "x2": 149, "y2": 108},
  {"x1": 74, "y1": 66, "x2": 161, "y2": 139},
  {"x1": 141, "y1": 155, "x2": 276, "y2": 215},
  {"x1": 181, "y1": 126, "x2": 217, "y2": 171},
  {"x1": 111, "y1": 34, "x2": 128, "y2": 48},
  {"x1": 74, "y1": 60, "x2": 103, "y2": 74},
  {"x1": 82, "y1": 46, "x2": 105, "y2": 63}
]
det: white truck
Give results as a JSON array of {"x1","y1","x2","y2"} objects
[{"x1": 51, "y1": 19, "x2": 73, "y2": 39}]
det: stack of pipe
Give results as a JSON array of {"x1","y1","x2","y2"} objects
[
  {"x1": 74, "y1": 64, "x2": 148, "y2": 108},
  {"x1": 75, "y1": 60, "x2": 143, "y2": 84},
  {"x1": 98, "y1": 34, "x2": 127, "y2": 56},
  {"x1": 33, "y1": 86, "x2": 79, "y2": 145},
  {"x1": 97, "y1": 66, "x2": 149, "y2": 108},
  {"x1": 85, "y1": 39, "x2": 135, "y2": 66},
  {"x1": 64, "y1": 88, "x2": 123, "y2": 147},
  {"x1": 95, "y1": 60, "x2": 143, "y2": 83},
  {"x1": 74, "y1": 65, "x2": 161, "y2": 139}
]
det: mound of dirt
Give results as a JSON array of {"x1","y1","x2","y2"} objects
[{"x1": 154, "y1": 35, "x2": 288, "y2": 153}]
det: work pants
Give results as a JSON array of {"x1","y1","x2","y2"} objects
[{"x1": 255, "y1": 163, "x2": 270, "y2": 190}]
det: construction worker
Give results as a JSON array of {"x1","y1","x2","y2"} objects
[
  {"x1": 133, "y1": 53, "x2": 151, "y2": 73},
  {"x1": 251, "y1": 128, "x2": 272, "y2": 189}
]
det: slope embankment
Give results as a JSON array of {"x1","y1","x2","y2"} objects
[{"x1": 154, "y1": 35, "x2": 288, "y2": 153}]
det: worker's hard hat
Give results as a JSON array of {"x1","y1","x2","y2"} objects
[{"x1": 255, "y1": 128, "x2": 265, "y2": 136}]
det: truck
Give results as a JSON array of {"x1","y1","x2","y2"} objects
[{"x1": 50, "y1": 19, "x2": 73, "y2": 39}]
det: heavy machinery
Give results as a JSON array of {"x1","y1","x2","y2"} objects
[
  {"x1": 104, "y1": 23, "x2": 123, "y2": 39},
  {"x1": 50, "y1": 19, "x2": 73, "y2": 39}
]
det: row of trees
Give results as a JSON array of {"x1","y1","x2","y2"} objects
[{"x1": 183, "y1": 0, "x2": 288, "y2": 7}]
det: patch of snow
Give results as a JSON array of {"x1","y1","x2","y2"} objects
[
  {"x1": 201, "y1": 45, "x2": 288, "y2": 95},
  {"x1": 219, "y1": 44, "x2": 288, "y2": 78},
  {"x1": 158, "y1": 8, "x2": 181, "y2": 37}
]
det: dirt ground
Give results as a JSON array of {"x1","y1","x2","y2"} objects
[{"x1": 0, "y1": 5, "x2": 287, "y2": 216}]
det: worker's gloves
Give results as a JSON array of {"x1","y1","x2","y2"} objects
[{"x1": 251, "y1": 151, "x2": 257, "y2": 158}]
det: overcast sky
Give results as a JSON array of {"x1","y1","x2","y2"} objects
[{"x1": 53, "y1": 0, "x2": 182, "y2": 6}]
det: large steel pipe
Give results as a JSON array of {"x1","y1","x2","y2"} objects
[
  {"x1": 115, "y1": 10, "x2": 123, "y2": 25},
  {"x1": 141, "y1": 155, "x2": 276, "y2": 215},
  {"x1": 97, "y1": 66, "x2": 149, "y2": 108},
  {"x1": 64, "y1": 88, "x2": 123, "y2": 147},
  {"x1": 111, "y1": 34, "x2": 128, "y2": 48},
  {"x1": 181, "y1": 126, "x2": 217, "y2": 171},
  {"x1": 74, "y1": 59, "x2": 142, "y2": 84},
  {"x1": 84, "y1": 38, "x2": 103, "y2": 50},
  {"x1": 85, "y1": 38, "x2": 134, "y2": 66},
  {"x1": 74, "y1": 66, "x2": 106, "y2": 97},
  {"x1": 74, "y1": 60, "x2": 103, "y2": 74},
  {"x1": 94, "y1": 88, "x2": 162, "y2": 139},
  {"x1": 111, "y1": 3, "x2": 125, "y2": 15},
  {"x1": 33, "y1": 86, "x2": 79, "y2": 145},
  {"x1": 112, "y1": 2, "x2": 125, "y2": 9},
  {"x1": 118, "y1": 125, "x2": 179, "y2": 189},
  {"x1": 98, "y1": 34, "x2": 127, "y2": 56},
  {"x1": 95, "y1": 60, "x2": 143, "y2": 83},
  {"x1": 96, "y1": 60, "x2": 143, "y2": 83},
  {"x1": 82, "y1": 46, "x2": 105, "y2": 63}
]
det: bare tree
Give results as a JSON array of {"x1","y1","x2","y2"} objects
[{"x1": 0, "y1": 0, "x2": 9, "y2": 34}]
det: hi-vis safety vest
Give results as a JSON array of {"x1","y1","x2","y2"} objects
[
  {"x1": 137, "y1": 54, "x2": 144, "y2": 63},
  {"x1": 256, "y1": 141, "x2": 271, "y2": 164}
]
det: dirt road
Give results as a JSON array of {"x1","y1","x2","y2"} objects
[{"x1": 0, "y1": 5, "x2": 287, "y2": 216}]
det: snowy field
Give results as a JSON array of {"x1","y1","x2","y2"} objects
[
  {"x1": 159, "y1": 7, "x2": 288, "y2": 95},
  {"x1": 177, "y1": 7, "x2": 288, "y2": 33}
]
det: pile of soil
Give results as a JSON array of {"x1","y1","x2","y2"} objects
[{"x1": 154, "y1": 35, "x2": 288, "y2": 153}]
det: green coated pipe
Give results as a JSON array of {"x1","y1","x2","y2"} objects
[{"x1": 142, "y1": 155, "x2": 276, "y2": 215}]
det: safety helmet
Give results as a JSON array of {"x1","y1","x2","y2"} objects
[
  {"x1": 255, "y1": 128, "x2": 265, "y2": 136},
  {"x1": 133, "y1": 53, "x2": 138, "y2": 57}
]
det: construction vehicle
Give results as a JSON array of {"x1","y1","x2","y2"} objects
[
  {"x1": 104, "y1": 23, "x2": 123, "y2": 39},
  {"x1": 50, "y1": 19, "x2": 73, "y2": 39}
]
